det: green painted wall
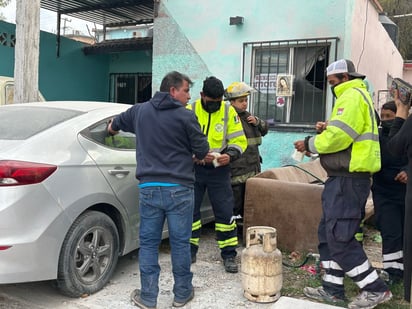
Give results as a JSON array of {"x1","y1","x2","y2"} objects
[
  {"x1": 153, "y1": 0, "x2": 352, "y2": 168},
  {"x1": 0, "y1": 21, "x2": 152, "y2": 102}
]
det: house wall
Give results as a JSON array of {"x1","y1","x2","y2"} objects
[
  {"x1": 350, "y1": 0, "x2": 404, "y2": 109},
  {"x1": 153, "y1": 0, "x2": 405, "y2": 168},
  {"x1": 109, "y1": 51, "x2": 152, "y2": 73},
  {"x1": 0, "y1": 20, "x2": 110, "y2": 101}
]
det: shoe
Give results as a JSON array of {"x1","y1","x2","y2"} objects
[
  {"x1": 130, "y1": 289, "x2": 156, "y2": 309},
  {"x1": 191, "y1": 254, "x2": 196, "y2": 264},
  {"x1": 223, "y1": 257, "x2": 238, "y2": 273},
  {"x1": 348, "y1": 290, "x2": 392, "y2": 309},
  {"x1": 303, "y1": 286, "x2": 345, "y2": 304},
  {"x1": 172, "y1": 289, "x2": 194, "y2": 307}
]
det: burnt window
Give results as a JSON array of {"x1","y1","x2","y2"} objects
[{"x1": 243, "y1": 38, "x2": 339, "y2": 129}]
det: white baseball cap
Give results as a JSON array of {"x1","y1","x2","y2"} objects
[{"x1": 326, "y1": 59, "x2": 366, "y2": 79}]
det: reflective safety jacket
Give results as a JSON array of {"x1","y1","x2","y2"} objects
[
  {"x1": 188, "y1": 99, "x2": 247, "y2": 156},
  {"x1": 307, "y1": 79, "x2": 380, "y2": 176}
]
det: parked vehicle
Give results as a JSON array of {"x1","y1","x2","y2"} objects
[
  {"x1": 0, "y1": 76, "x2": 45, "y2": 105},
  {"x1": 0, "y1": 101, "x2": 214, "y2": 297}
]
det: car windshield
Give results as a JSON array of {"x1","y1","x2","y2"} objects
[{"x1": 0, "y1": 106, "x2": 83, "y2": 140}]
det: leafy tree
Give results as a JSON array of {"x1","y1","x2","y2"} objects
[{"x1": 380, "y1": 0, "x2": 412, "y2": 59}]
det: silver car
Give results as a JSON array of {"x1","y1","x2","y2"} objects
[{"x1": 0, "y1": 101, "x2": 214, "y2": 297}]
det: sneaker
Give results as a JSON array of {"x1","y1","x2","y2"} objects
[
  {"x1": 348, "y1": 290, "x2": 392, "y2": 309},
  {"x1": 130, "y1": 289, "x2": 156, "y2": 309},
  {"x1": 223, "y1": 257, "x2": 238, "y2": 273},
  {"x1": 172, "y1": 289, "x2": 194, "y2": 307},
  {"x1": 303, "y1": 286, "x2": 345, "y2": 303}
]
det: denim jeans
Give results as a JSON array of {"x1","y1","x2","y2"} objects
[{"x1": 138, "y1": 186, "x2": 194, "y2": 307}]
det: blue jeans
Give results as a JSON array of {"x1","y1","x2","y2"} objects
[{"x1": 138, "y1": 186, "x2": 194, "y2": 307}]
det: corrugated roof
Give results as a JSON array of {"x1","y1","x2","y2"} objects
[{"x1": 40, "y1": 0, "x2": 154, "y2": 28}]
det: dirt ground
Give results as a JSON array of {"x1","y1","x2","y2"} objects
[{"x1": 0, "y1": 222, "x2": 409, "y2": 309}]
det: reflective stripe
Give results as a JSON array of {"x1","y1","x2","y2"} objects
[
  {"x1": 383, "y1": 250, "x2": 403, "y2": 261},
  {"x1": 222, "y1": 103, "x2": 229, "y2": 149},
  {"x1": 383, "y1": 261, "x2": 404, "y2": 270},
  {"x1": 226, "y1": 144, "x2": 244, "y2": 154},
  {"x1": 328, "y1": 119, "x2": 359, "y2": 139},
  {"x1": 353, "y1": 87, "x2": 377, "y2": 135},
  {"x1": 215, "y1": 221, "x2": 237, "y2": 232},
  {"x1": 321, "y1": 260, "x2": 343, "y2": 270},
  {"x1": 217, "y1": 236, "x2": 238, "y2": 248},
  {"x1": 247, "y1": 136, "x2": 262, "y2": 146},
  {"x1": 356, "y1": 132, "x2": 379, "y2": 142},
  {"x1": 227, "y1": 130, "x2": 245, "y2": 140},
  {"x1": 346, "y1": 260, "x2": 370, "y2": 278},
  {"x1": 356, "y1": 269, "x2": 379, "y2": 289},
  {"x1": 323, "y1": 273, "x2": 344, "y2": 285},
  {"x1": 192, "y1": 219, "x2": 202, "y2": 231},
  {"x1": 190, "y1": 238, "x2": 199, "y2": 246}
]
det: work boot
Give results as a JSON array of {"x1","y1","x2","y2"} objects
[
  {"x1": 172, "y1": 289, "x2": 194, "y2": 307},
  {"x1": 348, "y1": 290, "x2": 392, "y2": 309},
  {"x1": 130, "y1": 289, "x2": 156, "y2": 309},
  {"x1": 223, "y1": 257, "x2": 238, "y2": 273},
  {"x1": 303, "y1": 286, "x2": 345, "y2": 304}
]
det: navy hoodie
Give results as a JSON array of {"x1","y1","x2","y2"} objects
[{"x1": 112, "y1": 91, "x2": 209, "y2": 187}]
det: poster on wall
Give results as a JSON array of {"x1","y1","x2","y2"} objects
[{"x1": 276, "y1": 74, "x2": 293, "y2": 97}]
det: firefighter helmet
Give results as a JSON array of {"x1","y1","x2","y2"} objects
[{"x1": 224, "y1": 82, "x2": 256, "y2": 100}]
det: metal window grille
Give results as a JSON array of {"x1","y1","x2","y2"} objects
[
  {"x1": 242, "y1": 37, "x2": 339, "y2": 129},
  {"x1": 109, "y1": 73, "x2": 152, "y2": 104}
]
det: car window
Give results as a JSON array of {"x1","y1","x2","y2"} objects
[
  {"x1": 0, "y1": 106, "x2": 82, "y2": 139},
  {"x1": 86, "y1": 120, "x2": 136, "y2": 150}
]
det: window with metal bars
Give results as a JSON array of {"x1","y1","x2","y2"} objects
[
  {"x1": 109, "y1": 73, "x2": 152, "y2": 104},
  {"x1": 242, "y1": 37, "x2": 339, "y2": 129}
]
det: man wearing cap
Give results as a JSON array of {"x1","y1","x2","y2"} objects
[
  {"x1": 294, "y1": 59, "x2": 392, "y2": 308},
  {"x1": 187, "y1": 76, "x2": 247, "y2": 273},
  {"x1": 224, "y1": 82, "x2": 268, "y2": 234}
]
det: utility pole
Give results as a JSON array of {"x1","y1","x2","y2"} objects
[
  {"x1": 62, "y1": 17, "x2": 72, "y2": 35},
  {"x1": 14, "y1": 0, "x2": 40, "y2": 103}
]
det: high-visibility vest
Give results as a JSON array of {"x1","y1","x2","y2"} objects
[
  {"x1": 309, "y1": 79, "x2": 380, "y2": 173},
  {"x1": 187, "y1": 99, "x2": 247, "y2": 154}
]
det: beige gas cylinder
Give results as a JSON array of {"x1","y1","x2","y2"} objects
[{"x1": 241, "y1": 226, "x2": 283, "y2": 303}]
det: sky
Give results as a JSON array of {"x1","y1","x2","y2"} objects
[{"x1": 1, "y1": 0, "x2": 97, "y2": 36}]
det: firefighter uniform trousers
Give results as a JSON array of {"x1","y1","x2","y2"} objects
[
  {"x1": 318, "y1": 176, "x2": 388, "y2": 298},
  {"x1": 190, "y1": 164, "x2": 238, "y2": 259}
]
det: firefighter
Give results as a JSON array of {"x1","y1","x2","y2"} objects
[
  {"x1": 224, "y1": 82, "x2": 268, "y2": 235},
  {"x1": 294, "y1": 59, "x2": 391, "y2": 309},
  {"x1": 187, "y1": 76, "x2": 247, "y2": 273}
]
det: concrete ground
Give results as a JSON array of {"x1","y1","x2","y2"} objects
[{"x1": 0, "y1": 224, "x2": 342, "y2": 309}]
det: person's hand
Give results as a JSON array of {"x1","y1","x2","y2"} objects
[
  {"x1": 394, "y1": 89, "x2": 410, "y2": 119},
  {"x1": 315, "y1": 121, "x2": 327, "y2": 133},
  {"x1": 247, "y1": 115, "x2": 258, "y2": 125},
  {"x1": 294, "y1": 140, "x2": 306, "y2": 152},
  {"x1": 107, "y1": 119, "x2": 119, "y2": 136},
  {"x1": 203, "y1": 152, "x2": 217, "y2": 164},
  {"x1": 394, "y1": 171, "x2": 408, "y2": 184},
  {"x1": 216, "y1": 153, "x2": 231, "y2": 166}
]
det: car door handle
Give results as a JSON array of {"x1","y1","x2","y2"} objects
[{"x1": 108, "y1": 169, "x2": 130, "y2": 176}]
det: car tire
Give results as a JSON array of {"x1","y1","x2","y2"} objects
[{"x1": 56, "y1": 210, "x2": 120, "y2": 297}]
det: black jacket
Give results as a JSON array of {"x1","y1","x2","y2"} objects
[{"x1": 112, "y1": 91, "x2": 209, "y2": 187}]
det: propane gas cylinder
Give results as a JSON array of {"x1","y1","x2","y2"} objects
[{"x1": 241, "y1": 226, "x2": 282, "y2": 303}]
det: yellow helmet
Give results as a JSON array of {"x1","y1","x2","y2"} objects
[{"x1": 224, "y1": 82, "x2": 256, "y2": 100}]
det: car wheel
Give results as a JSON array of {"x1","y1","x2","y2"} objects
[{"x1": 56, "y1": 210, "x2": 120, "y2": 297}]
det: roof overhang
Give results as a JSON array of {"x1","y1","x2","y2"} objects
[{"x1": 40, "y1": 0, "x2": 154, "y2": 28}]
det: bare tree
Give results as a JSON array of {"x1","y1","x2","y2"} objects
[
  {"x1": 380, "y1": 0, "x2": 412, "y2": 59},
  {"x1": 0, "y1": 0, "x2": 11, "y2": 20}
]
